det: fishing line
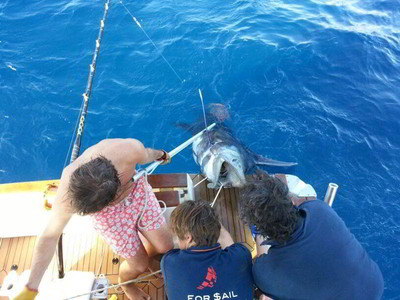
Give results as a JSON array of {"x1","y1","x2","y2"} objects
[
  {"x1": 193, "y1": 176, "x2": 208, "y2": 188},
  {"x1": 211, "y1": 183, "x2": 224, "y2": 208},
  {"x1": 119, "y1": 1, "x2": 184, "y2": 84},
  {"x1": 198, "y1": 89, "x2": 212, "y2": 146},
  {"x1": 119, "y1": 1, "x2": 217, "y2": 168}
]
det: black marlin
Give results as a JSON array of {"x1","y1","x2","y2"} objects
[{"x1": 178, "y1": 104, "x2": 297, "y2": 188}]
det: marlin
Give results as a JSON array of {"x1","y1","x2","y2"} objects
[{"x1": 178, "y1": 104, "x2": 298, "y2": 188}]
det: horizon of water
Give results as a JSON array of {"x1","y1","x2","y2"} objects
[{"x1": 1, "y1": 0, "x2": 399, "y2": 298}]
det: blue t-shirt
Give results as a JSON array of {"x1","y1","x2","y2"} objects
[
  {"x1": 253, "y1": 200, "x2": 384, "y2": 300},
  {"x1": 161, "y1": 243, "x2": 253, "y2": 300}
]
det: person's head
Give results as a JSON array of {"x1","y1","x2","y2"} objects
[
  {"x1": 170, "y1": 200, "x2": 221, "y2": 249},
  {"x1": 239, "y1": 171, "x2": 300, "y2": 244},
  {"x1": 68, "y1": 155, "x2": 121, "y2": 215}
]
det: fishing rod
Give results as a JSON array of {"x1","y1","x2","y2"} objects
[
  {"x1": 70, "y1": 1, "x2": 110, "y2": 162},
  {"x1": 57, "y1": 0, "x2": 111, "y2": 279}
]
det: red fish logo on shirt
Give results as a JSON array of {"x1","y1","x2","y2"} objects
[{"x1": 196, "y1": 266, "x2": 217, "y2": 290}]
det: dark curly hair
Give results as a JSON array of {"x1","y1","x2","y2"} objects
[
  {"x1": 68, "y1": 156, "x2": 121, "y2": 215},
  {"x1": 170, "y1": 200, "x2": 221, "y2": 247},
  {"x1": 239, "y1": 172, "x2": 300, "y2": 244}
]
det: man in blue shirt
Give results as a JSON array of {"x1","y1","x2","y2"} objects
[
  {"x1": 161, "y1": 200, "x2": 254, "y2": 300},
  {"x1": 239, "y1": 172, "x2": 384, "y2": 300}
]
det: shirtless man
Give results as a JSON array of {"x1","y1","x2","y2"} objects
[{"x1": 15, "y1": 139, "x2": 174, "y2": 300}]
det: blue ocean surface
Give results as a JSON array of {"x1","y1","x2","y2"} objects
[{"x1": 1, "y1": 0, "x2": 399, "y2": 298}]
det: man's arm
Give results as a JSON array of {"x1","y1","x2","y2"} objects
[
  {"x1": 218, "y1": 225, "x2": 234, "y2": 249},
  {"x1": 25, "y1": 167, "x2": 74, "y2": 291},
  {"x1": 141, "y1": 148, "x2": 166, "y2": 165},
  {"x1": 124, "y1": 139, "x2": 167, "y2": 165},
  {"x1": 26, "y1": 211, "x2": 72, "y2": 290}
]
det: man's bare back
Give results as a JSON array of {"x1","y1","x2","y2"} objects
[{"x1": 15, "y1": 139, "x2": 173, "y2": 300}]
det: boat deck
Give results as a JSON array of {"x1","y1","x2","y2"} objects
[{"x1": 0, "y1": 174, "x2": 255, "y2": 299}]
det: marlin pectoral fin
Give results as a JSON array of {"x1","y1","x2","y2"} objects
[{"x1": 254, "y1": 155, "x2": 298, "y2": 167}]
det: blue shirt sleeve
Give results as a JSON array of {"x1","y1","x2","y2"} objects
[{"x1": 225, "y1": 243, "x2": 254, "y2": 286}]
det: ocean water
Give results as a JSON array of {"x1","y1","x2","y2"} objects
[{"x1": 1, "y1": 0, "x2": 399, "y2": 298}]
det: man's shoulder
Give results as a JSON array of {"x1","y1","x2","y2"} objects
[
  {"x1": 81, "y1": 138, "x2": 140, "y2": 153},
  {"x1": 161, "y1": 249, "x2": 181, "y2": 265},
  {"x1": 92, "y1": 138, "x2": 141, "y2": 153},
  {"x1": 80, "y1": 138, "x2": 144, "y2": 166},
  {"x1": 224, "y1": 243, "x2": 252, "y2": 263},
  {"x1": 161, "y1": 249, "x2": 182, "y2": 277},
  {"x1": 299, "y1": 198, "x2": 332, "y2": 213},
  {"x1": 300, "y1": 198, "x2": 322, "y2": 207},
  {"x1": 300, "y1": 199, "x2": 342, "y2": 224},
  {"x1": 226, "y1": 242, "x2": 250, "y2": 252},
  {"x1": 163, "y1": 248, "x2": 181, "y2": 257}
]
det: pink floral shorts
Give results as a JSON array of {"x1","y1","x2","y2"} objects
[{"x1": 91, "y1": 176, "x2": 166, "y2": 258}]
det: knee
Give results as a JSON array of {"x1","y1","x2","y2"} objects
[
  {"x1": 154, "y1": 238, "x2": 173, "y2": 254},
  {"x1": 136, "y1": 258, "x2": 150, "y2": 274}
]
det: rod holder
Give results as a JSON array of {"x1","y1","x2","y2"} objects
[{"x1": 323, "y1": 183, "x2": 339, "y2": 207}]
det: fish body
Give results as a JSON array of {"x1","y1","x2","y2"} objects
[
  {"x1": 178, "y1": 104, "x2": 297, "y2": 188},
  {"x1": 184, "y1": 122, "x2": 297, "y2": 188}
]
